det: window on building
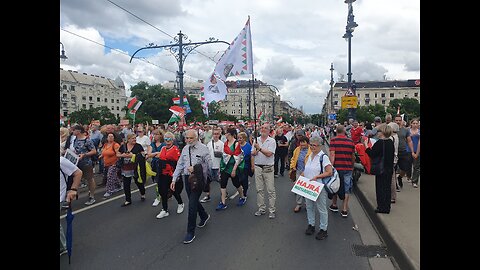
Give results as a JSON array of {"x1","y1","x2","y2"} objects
[
  {"x1": 63, "y1": 111, "x2": 68, "y2": 117},
  {"x1": 382, "y1": 100, "x2": 386, "y2": 104},
  {"x1": 116, "y1": 106, "x2": 119, "y2": 110},
  {"x1": 334, "y1": 101, "x2": 338, "y2": 105},
  {"x1": 62, "y1": 103, "x2": 67, "y2": 108},
  {"x1": 405, "y1": 94, "x2": 408, "y2": 98},
  {"x1": 381, "y1": 93, "x2": 386, "y2": 98},
  {"x1": 390, "y1": 93, "x2": 394, "y2": 98},
  {"x1": 89, "y1": 96, "x2": 93, "y2": 101},
  {"x1": 82, "y1": 96, "x2": 86, "y2": 101},
  {"x1": 365, "y1": 93, "x2": 370, "y2": 98},
  {"x1": 374, "y1": 93, "x2": 377, "y2": 98},
  {"x1": 365, "y1": 100, "x2": 370, "y2": 105},
  {"x1": 117, "y1": 114, "x2": 120, "y2": 118},
  {"x1": 116, "y1": 99, "x2": 119, "y2": 103},
  {"x1": 232, "y1": 110, "x2": 235, "y2": 114},
  {"x1": 70, "y1": 86, "x2": 75, "y2": 91},
  {"x1": 375, "y1": 101, "x2": 377, "y2": 104},
  {"x1": 111, "y1": 106, "x2": 114, "y2": 110},
  {"x1": 90, "y1": 104, "x2": 93, "y2": 109},
  {"x1": 104, "y1": 98, "x2": 107, "y2": 102},
  {"x1": 71, "y1": 96, "x2": 76, "y2": 102},
  {"x1": 63, "y1": 94, "x2": 67, "y2": 98},
  {"x1": 82, "y1": 104, "x2": 86, "y2": 109},
  {"x1": 111, "y1": 99, "x2": 114, "y2": 103},
  {"x1": 334, "y1": 93, "x2": 338, "y2": 98},
  {"x1": 414, "y1": 92, "x2": 418, "y2": 97},
  {"x1": 97, "y1": 97, "x2": 100, "y2": 102},
  {"x1": 63, "y1": 85, "x2": 67, "y2": 90}
]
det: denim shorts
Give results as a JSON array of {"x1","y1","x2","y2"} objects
[{"x1": 338, "y1": 170, "x2": 353, "y2": 196}]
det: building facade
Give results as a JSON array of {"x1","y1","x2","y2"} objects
[
  {"x1": 163, "y1": 79, "x2": 303, "y2": 121},
  {"x1": 60, "y1": 68, "x2": 127, "y2": 119},
  {"x1": 323, "y1": 79, "x2": 420, "y2": 116}
]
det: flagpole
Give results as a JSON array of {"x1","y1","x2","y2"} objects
[
  {"x1": 133, "y1": 111, "x2": 136, "y2": 127},
  {"x1": 252, "y1": 74, "x2": 257, "y2": 142}
]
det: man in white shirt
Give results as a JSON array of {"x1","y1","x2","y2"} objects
[
  {"x1": 251, "y1": 123, "x2": 277, "y2": 218},
  {"x1": 201, "y1": 127, "x2": 224, "y2": 203}
]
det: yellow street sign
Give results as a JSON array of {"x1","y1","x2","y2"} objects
[{"x1": 341, "y1": 96, "x2": 358, "y2": 109}]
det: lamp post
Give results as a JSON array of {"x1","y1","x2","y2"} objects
[
  {"x1": 60, "y1": 42, "x2": 68, "y2": 61},
  {"x1": 264, "y1": 84, "x2": 279, "y2": 122},
  {"x1": 329, "y1": 63, "x2": 334, "y2": 124},
  {"x1": 130, "y1": 31, "x2": 229, "y2": 115},
  {"x1": 342, "y1": 0, "x2": 358, "y2": 120}
]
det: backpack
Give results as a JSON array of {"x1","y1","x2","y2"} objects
[{"x1": 319, "y1": 154, "x2": 340, "y2": 194}]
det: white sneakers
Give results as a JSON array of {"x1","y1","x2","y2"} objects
[
  {"x1": 156, "y1": 210, "x2": 169, "y2": 219},
  {"x1": 152, "y1": 197, "x2": 161, "y2": 207},
  {"x1": 177, "y1": 203, "x2": 185, "y2": 214}
]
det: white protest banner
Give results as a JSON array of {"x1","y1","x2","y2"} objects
[
  {"x1": 291, "y1": 175, "x2": 324, "y2": 201},
  {"x1": 64, "y1": 149, "x2": 80, "y2": 165}
]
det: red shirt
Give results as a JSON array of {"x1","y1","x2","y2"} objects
[
  {"x1": 329, "y1": 134, "x2": 355, "y2": 171},
  {"x1": 350, "y1": 126, "x2": 363, "y2": 144},
  {"x1": 158, "y1": 145, "x2": 180, "y2": 176}
]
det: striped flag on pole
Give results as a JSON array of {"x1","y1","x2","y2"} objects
[{"x1": 127, "y1": 97, "x2": 142, "y2": 119}]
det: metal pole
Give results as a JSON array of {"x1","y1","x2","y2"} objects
[
  {"x1": 272, "y1": 96, "x2": 275, "y2": 122},
  {"x1": 178, "y1": 32, "x2": 185, "y2": 111},
  {"x1": 248, "y1": 82, "x2": 251, "y2": 119},
  {"x1": 330, "y1": 63, "x2": 334, "y2": 122}
]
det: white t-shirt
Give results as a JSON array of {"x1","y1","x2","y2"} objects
[
  {"x1": 254, "y1": 136, "x2": 276, "y2": 166},
  {"x1": 60, "y1": 156, "x2": 79, "y2": 202},
  {"x1": 207, "y1": 139, "x2": 224, "y2": 169},
  {"x1": 136, "y1": 135, "x2": 151, "y2": 152},
  {"x1": 303, "y1": 150, "x2": 331, "y2": 181}
]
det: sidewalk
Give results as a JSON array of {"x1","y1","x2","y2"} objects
[{"x1": 354, "y1": 172, "x2": 420, "y2": 270}]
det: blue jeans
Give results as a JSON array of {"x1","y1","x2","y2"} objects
[
  {"x1": 305, "y1": 187, "x2": 328, "y2": 231},
  {"x1": 184, "y1": 176, "x2": 208, "y2": 235},
  {"x1": 239, "y1": 169, "x2": 249, "y2": 197}
]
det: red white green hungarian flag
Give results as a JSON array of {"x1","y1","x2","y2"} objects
[
  {"x1": 169, "y1": 105, "x2": 185, "y2": 118},
  {"x1": 168, "y1": 113, "x2": 181, "y2": 124},
  {"x1": 127, "y1": 97, "x2": 143, "y2": 119}
]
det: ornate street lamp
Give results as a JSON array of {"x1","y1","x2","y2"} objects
[
  {"x1": 343, "y1": 0, "x2": 358, "y2": 120},
  {"x1": 60, "y1": 42, "x2": 68, "y2": 61},
  {"x1": 130, "y1": 32, "x2": 229, "y2": 114}
]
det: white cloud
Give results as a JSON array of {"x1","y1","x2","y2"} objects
[{"x1": 60, "y1": 0, "x2": 419, "y2": 114}]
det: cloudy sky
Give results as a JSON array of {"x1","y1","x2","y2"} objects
[{"x1": 60, "y1": 0, "x2": 419, "y2": 114}]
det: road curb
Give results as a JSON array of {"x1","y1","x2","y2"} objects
[{"x1": 353, "y1": 182, "x2": 417, "y2": 270}]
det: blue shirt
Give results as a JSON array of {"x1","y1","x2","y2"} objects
[
  {"x1": 297, "y1": 148, "x2": 308, "y2": 172},
  {"x1": 241, "y1": 142, "x2": 252, "y2": 171}
]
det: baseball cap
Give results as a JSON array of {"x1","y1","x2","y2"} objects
[{"x1": 374, "y1": 116, "x2": 381, "y2": 122}]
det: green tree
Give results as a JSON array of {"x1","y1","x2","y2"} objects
[
  {"x1": 128, "y1": 82, "x2": 176, "y2": 124},
  {"x1": 386, "y1": 98, "x2": 420, "y2": 121},
  {"x1": 69, "y1": 106, "x2": 118, "y2": 125},
  {"x1": 184, "y1": 94, "x2": 207, "y2": 123}
]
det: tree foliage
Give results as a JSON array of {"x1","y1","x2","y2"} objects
[
  {"x1": 68, "y1": 106, "x2": 118, "y2": 125},
  {"x1": 128, "y1": 82, "x2": 176, "y2": 124}
]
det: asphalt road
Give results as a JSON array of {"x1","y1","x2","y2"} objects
[{"x1": 60, "y1": 171, "x2": 380, "y2": 270}]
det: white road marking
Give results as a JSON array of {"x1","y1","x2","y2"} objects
[{"x1": 60, "y1": 183, "x2": 157, "y2": 219}]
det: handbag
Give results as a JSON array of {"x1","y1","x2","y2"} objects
[
  {"x1": 289, "y1": 169, "x2": 296, "y2": 181},
  {"x1": 187, "y1": 146, "x2": 204, "y2": 192},
  {"x1": 213, "y1": 140, "x2": 223, "y2": 158},
  {"x1": 370, "y1": 140, "x2": 385, "y2": 175}
]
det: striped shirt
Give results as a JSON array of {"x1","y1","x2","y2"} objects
[{"x1": 329, "y1": 135, "x2": 355, "y2": 171}]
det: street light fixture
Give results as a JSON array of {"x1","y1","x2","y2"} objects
[
  {"x1": 60, "y1": 42, "x2": 68, "y2": 61},
  {"x1": 343, "y1": 0, "x2": 358, "y2": 120},
  {"x1": 264, "y1": 84, "x2": 279, "y2": 122},
  {"x1": 130, "y1": 32, "x2": 229, "y2": 118}
]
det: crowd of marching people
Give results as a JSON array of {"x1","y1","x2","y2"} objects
[{"x1": 60, "y1": 114, "x2": 419, "y2": 249}]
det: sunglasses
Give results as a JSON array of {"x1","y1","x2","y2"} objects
[
  {"x1": 310, "y1": 144, "x2": 319, "y2": 147},
  {"x1": 185, "y1": 137, "x2": 194, "y2": 139},
  {"x1": 164, "y1": 137, "x2": 173, "y2": 141}
]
